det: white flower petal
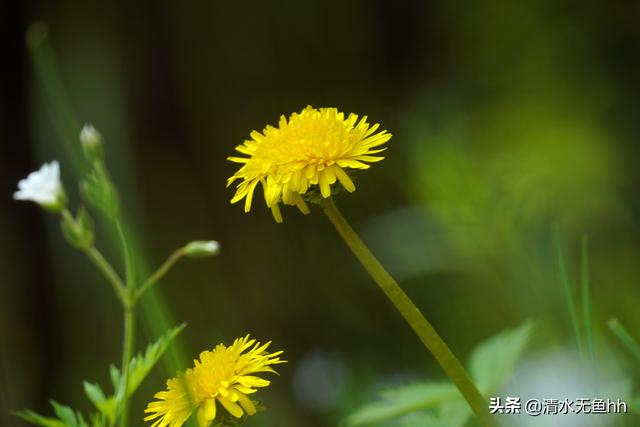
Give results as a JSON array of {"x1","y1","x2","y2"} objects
[{"x1": 13, "y1": 161, "x2": 64, "y2": 209}]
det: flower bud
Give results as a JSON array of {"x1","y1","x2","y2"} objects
[
  {"x1": 61, "y1": 207, "x2": 95, "y2": 250},
  {"x1": 80, "y1": 124, "x2": 103, "y2": 161},
  {"x1": 184, "y1": 240, "x2": 220, "y2": 258}
]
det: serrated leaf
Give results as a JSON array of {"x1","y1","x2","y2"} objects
[
  {"x1": 342, "y1": 382, "x2": 459, "y2": 426},
  {"x1": 83, "y1": 382, "x2": 106, "y2": 407},
  {"x1": 470, "y1": 320, "x2": 534, "y2": 393},
  {"x1": 117, "y1": 323, "x2": 186, "y2": 399},
  {"x1": 109, "y1": 364, "x2": 120, "y2": 392},
  {"x1": 12, "y1": 410, "x2": 66, "y2": 427},
  {"x1": 83, "y1": 382, "x2": 116, "y2": 425},
  {"x1": 74, "y1": 412, "x2": 89, "y2": 427},
  {"x1": 50, "y1": 401, "x2": 78, "y2": 427},
  {"x1": 433, "y1": 398, "x2": 470, "y2": 427},
  {"x1": 344, "y1": 322, "x2": 534, "y2": 427}
]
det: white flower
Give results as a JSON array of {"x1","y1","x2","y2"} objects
[
  {"x1": 184, "y1": 240, "x2": 220, "y2": 257},
  {"x1": 14, "y1": 161, "x2": 66, "y2": 211}
]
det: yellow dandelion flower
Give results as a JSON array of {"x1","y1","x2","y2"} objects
[
  {"x1": 144, "y1": 335, "x2": 286, "y2": 427},
  {"x1": 227, "y1": 105, "x2": 392, "y2": 222}
]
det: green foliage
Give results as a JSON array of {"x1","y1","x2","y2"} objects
[
  {"x1": 343, "y1": 321, "x2": 534, "y2": 426},
  {"x1": 14, "y1": 401, "x2": 89, "y2": 427},
  {"x1": 13, "y1": 409, "x2": 66, "y2": 427},
  {"x1": 470, "y1": 321, "x2": 534, "y2": 393},
  {"x1": 111, "y1": 323, "x2": 186, "y2": 400},
  {"x1": 82, "y1": 382, "x2": 116, "y2": 426},
  {"x1": 342, "y1": 382, "x2": 459, "y2": 426},
  {"x1": 14, "y1": 324, "x2": 185, "y2": 427},
  {"x1": 608, "y1": 318, "x2": 640, "y2": 362}
]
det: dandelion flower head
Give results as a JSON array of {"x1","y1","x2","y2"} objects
[
  {"x1": 145, "y1": 335, "x2": 285, "y2": 427},
  {"x1": 227, "y1": 106, "x2": 391, "y2": 222}
]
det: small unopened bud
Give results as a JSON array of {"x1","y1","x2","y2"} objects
[
  {"x1": 184, "y1": 240, "x2": 220, "y2": 258},
  {"x1": 61, "y1": 207, "x2": 95, "y2": 250},
  {"x1": 80, "y1": 124, "x2": 103, "y2": 161}
]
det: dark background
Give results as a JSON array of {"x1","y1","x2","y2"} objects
[{"x1": 2, "y1": 1, "x2": 640, "y2": 426}]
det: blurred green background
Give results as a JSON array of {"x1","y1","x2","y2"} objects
[{"x1": 2, "y1": 1, "x2": 640, "y2": 426}]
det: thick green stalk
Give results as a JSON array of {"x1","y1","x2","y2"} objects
[{"x1": 321, "y1": 198, "x2": 495, "y2": 427}]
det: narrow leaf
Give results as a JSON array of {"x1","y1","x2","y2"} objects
[
  {"x1": 12, "y1": 410, "x2": 66, "y2": 427},
  {"x1": 50, "y1": 401, "x2": 77, "y2": 427},
  {"x1": 118, "y1": 323, "x2": 186, "y2": 398}
]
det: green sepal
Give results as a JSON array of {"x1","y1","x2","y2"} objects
[
  {"x1": 80, "y1": 162, "x2": 119, "y2": 219},
  {"x1": 61, "y1": 207, "x2": 95, "y2": 250}
]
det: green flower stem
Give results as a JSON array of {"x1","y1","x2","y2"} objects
[
  {"x1": 320, "y1": 198, "x2": 495, "y2": 427},
  {"x1": 116, "y1": 219, "x2": 136, "y2": 427},
  {"x1": 134, "y1": 247, "x2": 186, "y2": 303},
  {"x1": 61, "y1": 209, "x2": 129, "y2": 304},
  {"x1": 85, "y1": 247, "x2": 129, "y2": 305}
]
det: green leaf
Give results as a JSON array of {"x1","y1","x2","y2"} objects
[
  {"x1": 13, "y1": 402, "x2": 91, "y2": 427},
  {"x1": 469, "y1": 320, "x2": 534, "y2": 393},
  {"x1": 109, "y1": 364, "x2": 121, "y2": 392},
  {"x1": 342, "y1": 382, "x2": 459, "y2": 426},
  {"x1": 608, "y1": 317, "x2": 640, "y2": 361},
  {"x1": 343, "y1": 321, "x2": 534, "y2": 427},
  {"x1": 83, "y1": 382, "x2": 107, "y2": 408},
  {"x1": 74, "y1": 412, "x2": 90, "y2": 427},
  {"x1": 83, "y1": 382, "x2": 116, "y2": 425},
  {"x1": 50, "y1": 401, "x2": 78, "y2": 427},
  {"x1": 399, "y1": 398, "x2": 470, "y2": 427},
  {"x1": 12, "y1": 410, "x2": 66, "y2": 427},
  {"x1": 118, "y1": 323, "x2": 187, "y2": 398}
]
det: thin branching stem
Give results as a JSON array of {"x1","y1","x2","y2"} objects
[
  {"x1": 61, "y1": 210, "x2": 129, "y2": 304},
  {"x1": 134, "y1": 247, "x2": 186, "y2": 303}
]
